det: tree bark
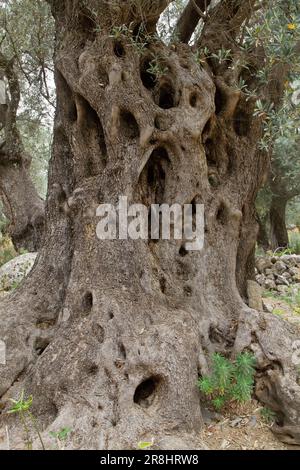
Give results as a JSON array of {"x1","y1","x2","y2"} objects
[
  {"x1": 0, "y1": 0, "x2": 299, "y2": 449},
  {"x1": 269, "y1": 196, "x2": 288, "y2": 251},
  {"x1": 0, "y1": 53, "x2": 45, "y2": 251},
  {"x1": 257, "y1": 212, "x2": 270, "y2": 251}
]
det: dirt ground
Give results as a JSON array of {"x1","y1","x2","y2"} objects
[
  {"x1": 201, "y1": 400, "x2": 300, "y2": 450},
  {"x1": 201, "y1": 283, "x2": 300, "y2": 451}
]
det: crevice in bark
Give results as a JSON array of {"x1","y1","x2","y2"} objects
[
  {"x1": 56, "y1": 72, "x2": 77, "y2": 122},
  {"x1": 78, "y1": 9, "x2": 97, "y2": 42},
  {"x1": 139, "y1": 146, "x2": 170, "y2": 206},
  {"x1": 233, "y1": 108, "x2": 251, "y2": 137},
  {"x1": 214, "y1": 85, "x2": 226, "y2": 115},
  {"x1": 75, "y1": 94, "x2": 108, "y2": 173},
  {"x1": 216, "y1": 202, "x2": 228, "y2": 225},
  {"x1": 34, "y1": 337, "x2": 50, "y2": 357},
  {"x1": 82, "y1": 291, "x2": 93, "y2": 314},
  {"x1": 157, "y1": 82, "x2": 176, "y2": 109},
  {"x1": 114, "y1": 41, "x2": 126, "y2": 58}
]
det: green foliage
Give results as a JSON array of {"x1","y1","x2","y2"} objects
[
  {"x1": 289, "y1": 232, "x2": 300, "y2": 254},
  {"x1": 8, "y1": 390, "x2": 45, "y2": 450},
  {"x1": 137, "y1": 440, "x2": 154, "y2": 450},
  {"x1": 50, "y1": 427, "x2": 72, "y2": 449},
  {"x1": 198, "y1": 353, "x2": 256, "y2": 410},
  {"x1": 0, "y1": 236, "x2": 17, "y2": 268},
  {"x1": 146, "y1": 55, "x2": 168, "y2": 80},
  {"x1": 260, "y1": 407, "x2": 277, "y2": 424}
]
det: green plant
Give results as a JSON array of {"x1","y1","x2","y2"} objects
[
  {"x1": 137, "y1": 440, "x2": 154, "y2": 450},
  {"x1": 146, "y1": 55, "x2": 168, "y2": 80},
  {"x1": 260, "y1": 407, "x2": 277, "y2": 424},
  {"x1": 289, "y1": 232, "x2": 300, "y2": 254},
  {"x1": 8, "y1": 390, "x2": 45, "y2": 450},
  {"x1": 50, "y1": 427, "x2": 72, "y2": 449},
  {"x1": 198, "y1": 352, "x2": 256, "y2": 410}
]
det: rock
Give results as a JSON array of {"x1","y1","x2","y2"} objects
[
  {"x1": 274, "y1": 260, "x2": 287, "y2": 274},
  {"x1": 282, "y1": 271, "x2": 291, "y2": 279},
  {"x1": 275, "y1": 275, "x2": 290, "y2": 286},
  {"x1": 276, "y1": 285, "x2": 288, "y2": 294},
  {"x1": 262, "y1": 300, "x2": 273, "y2": 313},
  {"x1": 265, "y1": 279, "x2": 276, "y2": 290},
  {"x1": 247, "y1": 280, "x2": 263, "y2": 311},
  {"x1": 265, "y1": 268, "x2": 274, "y2": 276},
  {"x1": 256, "y1": 257, "x2": 272, "y2": 273},
  {"x1": 230, "y1": 417, "x2": 243, "y2": 427},
  {"x1": 255, "y1": 274, "x2": 265, "y2": 286},
  {"x1": 0, "y1": 253, "x2": 37, "y2": 293}
]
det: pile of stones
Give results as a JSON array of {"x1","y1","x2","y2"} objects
[{"x1": 255, "y1": 255, "x2": 300, "y2": 292}]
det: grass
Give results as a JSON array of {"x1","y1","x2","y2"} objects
[
  {"x1": 0, "y1": 236, "x2": 17, "y2": 268},
  {"x1": 289, "y1": 231, "x2": 300, "y2": 255}
]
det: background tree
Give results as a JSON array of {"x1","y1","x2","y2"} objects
[
  {"x1": 0, "y1": 0, "x2": 54, "y2": 251},
  {"x1": 0, "y1": 0, "x2": 300, "y2": 449}
]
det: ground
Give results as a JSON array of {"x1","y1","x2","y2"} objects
[{"x1": 202, "y1": 400, "x2": 300, "y2": 450}]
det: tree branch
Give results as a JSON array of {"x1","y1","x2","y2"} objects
[{"x1": 174, "y1": 0, "x2": 212, "y2": 43}]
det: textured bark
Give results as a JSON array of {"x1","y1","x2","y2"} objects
[
  {"x1": 0, "y1": 0, "x2": 299, "y2": 450},
  {"x1": 270, "y1": 196, "x2": 289, "y2": 251},
  {"x1": 0, "y1": 53, "x2": 45, "y2": 251}
]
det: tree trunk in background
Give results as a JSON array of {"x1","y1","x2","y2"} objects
[
  {"x1": 270, "y1": 196, "x2": 288, "y2": 251},
  {"x1": 0, "y1": 53, "x2": 45, "y2": 252},
  {"x1": 257, "y1": 213, "x2": 270, "y2": 251},
  {"x1": 0, "y1": 0, "x2": 299, "y2": 449},
  {"x1": 0, "y1": 159, "x2": 45, "y2": 252}
]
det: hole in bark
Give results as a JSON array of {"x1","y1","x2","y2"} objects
[
  {"x1": 184, "y1": 285, "x2": 192, "y2": 296},
  {"x1": 140, "y1": 58, "x2": 158, "y2": 89},
  {"x1": 159, "y1": 276, "x2": 166, "y2": 293},
  {"x1": 158, "y1": 83, "x2": 175, "y2": 109},
  {"x1": 134, "y1": 376, "x2": 160, "y2": 408},
  {"x1": 119, "y1": 110, "x2": 139, "y2": 139},
  {"x1": 209, "y1": 325, "x2": 223, "y2": 344},
  {"x1": 82, "y1": 291, "x2": 93, "y2": 314},
  {"x1": 118, "y1": 342, "x2": 127, "y2": 359},
  {"x1": 179, "y1": 245, "x2": 188, "y2": 257},
  {"x1": 205, "y1": 139, "x2": 217, "y2": 166},
  {"x1": 108, "y1": 310, "x2": 114, "y2": 320},
  {"x1": 216, "y1": 203, "x2": 227, "y2": 225},
  {"x1": 34, "y1": 338, "x2": 50, "y2": 356},
  {"x1": 215, "y1": 86, "x2": 226, "y2": 115},
  {"x1": 233, "y1": 109, "x2": 251, "y2": 136},
  {"x1": 114, "y1": 41, "x2": 125, "y2": 58},
  {"x1": 88, "y1": 363, "x2": 99, "y2": 375},
  {"x1": 190, "y1": 92, "x2": 198, "y2": 108}
]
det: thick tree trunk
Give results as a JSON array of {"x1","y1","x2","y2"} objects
[
  {"x1": 0, "y1": 0, "x2": 299, "y2": 449},
  {"x1": 257, "y1": 213, "x2": 270, "y2": 251},
  {"x1": 270, "y1": 196, "x2": 288, "y2": 251}
]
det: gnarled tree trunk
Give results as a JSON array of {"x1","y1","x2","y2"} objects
[
  {"x1": 0, "y1": 54, "x2": 44, "y2": 252},
  {"x1": 0, "y1": 0, "x2": 299, "y2": 450}
]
